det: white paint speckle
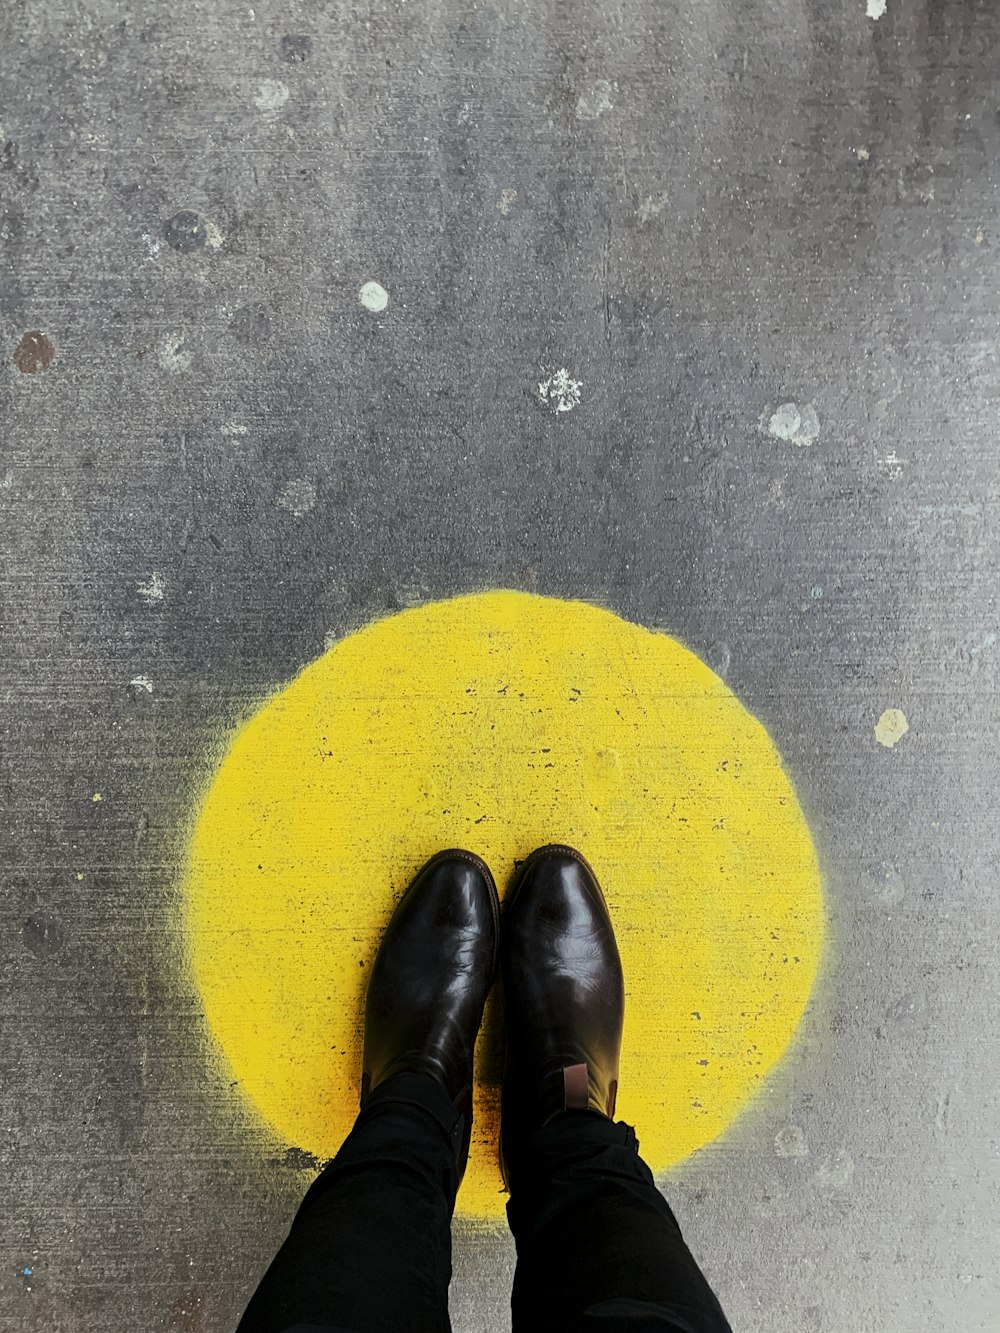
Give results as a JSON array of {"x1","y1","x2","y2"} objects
[
  {"x1": 767, "y1": 401, "x2": 821, "y2": 447},
  {"x1": 774, "y1": 1125, "x2": 810, "y2": 1159},
  {"x1": 878, "y1": 451, "x2": 906, "y2": 479},
  {"x1": 813, "y1": 1149, "x2": 855, "y2": 1190},
  {"x1": 867, "y1": 0, "x2": 887, "y2": 18},
  {"x1": 92, "y1": 792, "x2": 103, "y2": 803},
  {"x1": 0, "y1": 470, "x2": 13, "y2": 490},
  {"x1": 875, "y1": 707, "x2": 909, "y2": 748},
  {"x1": 576, "y1": 79, "x2": 615, "y2": 121},
  {"x1": 975, "y1": 228, "x2": 985, "y2": 246},
  {"x1": 538, "y1": 368, "x2": 583, "y2": 415},
  {"x1": 497, "y1": 188, "x2": 518, "y2": 216},
  {"x1": 638, "y1": 192, "x2": 669, "y2": 224},
  {"x1": 220, "y1": 421, "x2": 249, "y2": 437},
  {"x1": 137, "y1": 572, "x2": 165, "y2": 605},
  {"x1": 278, "y1": 478, "x2": 317, "y2": 517},
  {"x1": 855, "y1": 146, "x2": 870, "y2": 162},
  {"x1": 255, "y1": 79, "x2": 290, "y2": 112},
  {"x1": 204, "y1": 219, "x2": 225, "y2": 250},
  {"x1": 359, "y1": 280, "x2": 389, "y2": 313},
  {"x1": 129, "y1": 675, "x2": 154, "y2": 693},
  {"x1": 158, "y1": 335, "x2": 192, "y2": 373},
  {"x1": 141, "y1": 232, "x2": 162, "y2": 261}
]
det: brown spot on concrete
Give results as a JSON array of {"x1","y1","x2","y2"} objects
[
  {"x1": 168, "y1": 1291, "x2": 204, "y2": 1333},
  {"x1": 14, "y1": 331, "x2": 54, "y2": 374}
]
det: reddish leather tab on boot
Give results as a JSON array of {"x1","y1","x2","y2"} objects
[{"x1": 563, "y1": 1062, "x2": 590, "y2": 1111}]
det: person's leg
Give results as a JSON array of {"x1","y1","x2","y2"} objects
[
  {"x1": 507, "y1": 1110, "x2": 731, "y2": 1332},
  {"x1": 238, "y1": 1072, "x2": 462, "y2": 1333},
  {"x1": 501, "y1": 845, "x2": 733, "y2": 1333},
  {"x1": 237, "y1": 849, "x2": 499, "y2": 1333}
]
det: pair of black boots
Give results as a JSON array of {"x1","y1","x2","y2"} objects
[{"x1": 361, "y1": 843, "x2": 623, "y2": 1189}]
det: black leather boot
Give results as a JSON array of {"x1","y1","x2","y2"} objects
[
  {"x1": 361, "y1": 849, "x2": 499, "y2": 1181},
  {"x1": 500, "y1": 844, "x2": 625, "y2": 1189}
]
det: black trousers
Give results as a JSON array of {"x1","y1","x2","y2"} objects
[{"x1": 237, "y1": 1073, "x2": 732, "y2": 1333}]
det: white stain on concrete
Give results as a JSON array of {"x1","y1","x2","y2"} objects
[
  {"x1": 774, "y1": 1125, "x2": 810, "y2": 1159},
  {"x1": 813, "y1": 1149, "x2": 855, "y2": 1190},
  {"x1": 158, "y1": 335, "x2": 192, "y2": 373},
  {"x1": 538, "y1": 368, "x2": 583, "y2": 415},
  {"x1": 137, "y1": 572, "x2": 165, "y2": 604},
  {"x1": 220, "y1": 421, "x2": 249, "y2": 437},
  {"x1": 359, "y1": 280, "x2": 389, "y2": 312},
  {"x1": 875, "y1": 707, "x2": 909, "y2": 748},
  {"x1": 916, "y1": 503, "x2": 982, "y2": 519},
  {"x1": 129, "y1": 675, "x2": 154, "y2": 693},
  {"x1": 497, "y1": 188, "x2": 518, "y2": 216},
  {"x1": 867, "y1": 0, "x2": 887, "y2": 18},
  {"x1": 767, "y1": 401, "x2": 821, "y2": 447},
  {"x1": 204, "y1": 219, "x2": 225, "y2": 250},
  {"x1": 576, "y1": 79, "x2": 615, "y2": 121},
  {"x1": 255, "y1": 79, "x2": 290, "y2": 112},
  {"x1": 969, "y1": 631, "x2": 997, "y2": 656},
  {"x1": 638, "y1": 192, "x2": 670, "y2": 224},
  {"x1": 878, "y1": 451, "x2": 906, "y2": 479},
  {"x1": 278, "y1": 478, "x2": 317, "y2": 517},
  {"x1": 870, "y1": 861, "x2": 906, "y2": 907},
  {"x1": 141, "y1": 232, "x2": 162, "y2": 261},
  {"x1": 0, "y1": 470, "x2": 13, "y2": 489}
]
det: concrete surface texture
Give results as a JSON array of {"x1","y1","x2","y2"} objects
[{"x1": 2, "y1": 0, "x2": 998, "y2": 1330}]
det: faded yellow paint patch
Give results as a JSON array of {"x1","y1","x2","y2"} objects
[
  {"x1": 875, "y1": 707, "x2": 909, "y2": 748},
  {"x1": 185, "y1": 591, "x2": 824, "y2": 1219}
]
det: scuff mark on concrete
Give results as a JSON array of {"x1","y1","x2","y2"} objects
[
  {"x1": 775, "y1": 1124, "x2": 810, "y2": 1159},
  {"x1": 766, "y1": 402, "x2": 821, "y2": 447},
  {"x1": 255, "y1": 79, "x2": 290, "y2": 112},
  {"x1": 638, "y1": 191, "x2": 669, "y2": 223},
  {"x1": 278, "y1": 478, "x2": 317, "y2": 516},
  {"x1": 813, "y1": 1149, "x2": 855, "y2": 1189},
  {"x1": 576, "y1": 79, "x2": 615, "y2": 121},
  {"x1": 158, "y1": 335, "x2": 192, "y2": 373},
  {"x1": 878, "y1": 451, "x2": 906, "y2": 479}
]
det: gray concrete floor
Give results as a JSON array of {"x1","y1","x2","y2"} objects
[{"x1": 2, "y1": 1, "x2": 999, "y2": 1329}]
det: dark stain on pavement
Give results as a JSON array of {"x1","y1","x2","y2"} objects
[{"x1": 14, "y1": 330, "x2": 54, "y2": 374}]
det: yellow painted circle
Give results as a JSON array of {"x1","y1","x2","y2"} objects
[{"x1": 186, "y1": 591, "x2": 824, "y2": 1219}]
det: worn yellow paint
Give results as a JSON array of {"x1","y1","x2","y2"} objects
[
  {"x1": 186, "y1": 591, "x2": 824, "y2": 1219},
  {"x1": 875, "y1": 707, "x2": 909, "y2": 748}
]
